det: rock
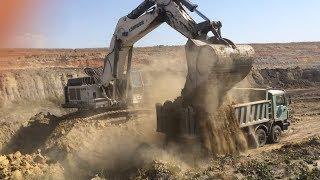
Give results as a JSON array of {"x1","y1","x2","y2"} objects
[
  {"x1": 34, "y1": 154, "x2": 46, "y2": 164},
  {"x1": 0, "y1": 168, "x2": 9, "y2": 179},
  {"x1": 0, "y1": 158, "x2": 9, "y2": 168},
  {"x1": 10, "y1": 159, "x2": 21, "y2": 170},
  {"x1": 13, "y1": 151, "x2": 22, "y2": 159},
  {"x1": 11, "y1": 170, "x2": 23, "y2": 180},
  {"x1": 32, "y1": 166, "x2": 43, "y2": 175},
  {"x1": 0, "y1": 156, "x2": 7, "y2": 162},
  {"x1": 24, "y1": 154, "x2": 33, "y2": 162},
  {"x1": 7, "y1": 154, "x2": 14, "y2": 161},
  {"x1": 25, "y1": 169, "x2": 33, "y2": 175},
  {"x1": 91, "y1": 176, "x2": 106, "y2": 180},
  {"x1": 21, "y1": 161, "x2": 31, "y2": 169}
]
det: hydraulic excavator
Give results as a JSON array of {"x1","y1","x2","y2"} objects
[{"x1": 63, "y1": 0, "x2": 255, "y2": 137}]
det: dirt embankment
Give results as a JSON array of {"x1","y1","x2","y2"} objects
[
  {"x1": 252, "y1": 42, "x2": 320, "y2": 69},
  {"x1": 0, "y1": 43, "x2": 318, "y2": 110},
  {"x1": 250, "y1": 67, "x2": 320, "y2": 89},
  {"x1": 0, "y1": 68, "x2": 83, "y2": 108}
]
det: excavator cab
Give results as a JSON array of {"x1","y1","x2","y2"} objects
[
  {"x1": 63, "y1": 70, "x2": 149, "y2": 110},
  {"x1": 129, "y1": 70, "x2": 152, "y2": 105}
]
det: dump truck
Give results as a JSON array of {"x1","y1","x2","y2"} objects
[
  {"x1": 157, "y1": 88, "x2": 291, "y2": 147},
  {"x1": 233, "y1": 88, "x2": 291, "y2": 147}
]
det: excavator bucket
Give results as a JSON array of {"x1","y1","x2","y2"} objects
[{"x1": 156, "y1": 39, "x2": 255, "y2": 137}]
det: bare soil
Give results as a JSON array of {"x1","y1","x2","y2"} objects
[{"x1": 0, "y1": 42, "x2": 319, "y2": 179}]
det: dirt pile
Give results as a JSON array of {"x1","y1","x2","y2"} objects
[
  {"x1": 1, "y1": 112, "x2": 63, "y2": 155},
  {"x1": 133, "y1": 160, "x2": 181, "y2": 180},
  {"x1": 38, "y1": 113, "x2": 160, "y2": 179},
  {"x1": 132, "y1": 137, "x2": 320, "y2": 179},
  {"x1": 0, "y1": 151, "x2": 63, "y2": 179}
]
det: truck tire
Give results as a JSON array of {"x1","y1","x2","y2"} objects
[
  {"x1": 255, "y1": 128, "x2": 267, "y2": 147},
  {"x1": 269, "y1": 125, "x2": 282, "y2": 143}
]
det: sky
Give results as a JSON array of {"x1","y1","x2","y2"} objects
[{"x1": 2, "y1": 0, "x2": 320, "y2": 48}]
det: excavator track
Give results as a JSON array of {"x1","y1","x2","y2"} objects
[
  {"x1": 62, "y1": 108, "x2": 153, "y2": 125},
  {"x1": 82, "y1": 108, "x2": 153, "y2": 121}
]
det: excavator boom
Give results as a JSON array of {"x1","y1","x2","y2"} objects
[{"x1": 63, "y1": 0, "x2": 254, "y2": 138}]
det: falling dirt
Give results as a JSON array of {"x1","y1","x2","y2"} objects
[{"x1": 199, "y1": 103, "x2": 248, "y2": 155}]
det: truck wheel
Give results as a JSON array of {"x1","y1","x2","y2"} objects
[
  {"x1": 269, "y1": 125, "x2": 282, "y2": 143},
  {"x1": 255, "y1": 128, "x2": 267, "y2": 147}
]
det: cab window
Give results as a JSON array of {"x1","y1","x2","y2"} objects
[
  {"x1": 131, "y1": 72, "x2": 143, "y2": 88},
  {"x1": 276, "y1": 95, "x2": 285, "y2": 105}
]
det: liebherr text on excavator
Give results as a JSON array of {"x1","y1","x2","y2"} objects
[{"x1": 63, "y1": 0, "x2": 255, "y2": 137}]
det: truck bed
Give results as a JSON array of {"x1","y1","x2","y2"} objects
[{"x1": 233, "y1": 100, "x2": 271, "y2": 128}]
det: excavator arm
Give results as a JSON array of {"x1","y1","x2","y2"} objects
[
  {"x1": 64, "y1": 1, "x2": 254, "y2": 141},
  {"x1": 92, "y1": 0, "x2": 236, "y2": 105}
]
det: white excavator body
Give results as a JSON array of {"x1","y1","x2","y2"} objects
[{"x1": 63, "y1": 0, "x2": 255, "y2": 137}]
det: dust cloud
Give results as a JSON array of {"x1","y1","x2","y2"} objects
[{"x1": 47, "y1": 59, "x2": 189, "y2": 179}]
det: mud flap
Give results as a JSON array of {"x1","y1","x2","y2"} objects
[{"x1": 156, "y1": 103, "x2": 164, "y2": 133}]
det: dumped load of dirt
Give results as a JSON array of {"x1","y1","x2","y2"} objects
[
  {"x1": 0, "y1": 150, "x2": 63, "y2": 179},
  {"x1": 158, "y1": 98, "x2": 248, "y2": 155}
]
